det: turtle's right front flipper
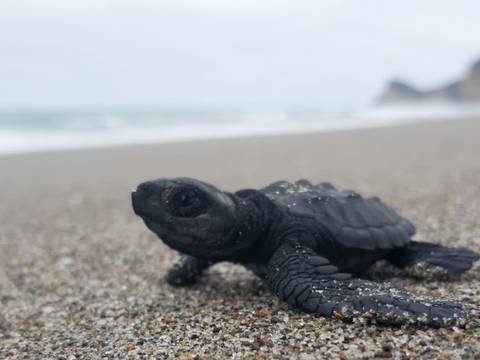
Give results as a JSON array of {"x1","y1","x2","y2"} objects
[
  {"x1": 166, "y1": 255, "x2": 215, "y2": 286},
  {"x1": 266, "y1": 242, "x2": 468, "y2": 327}
]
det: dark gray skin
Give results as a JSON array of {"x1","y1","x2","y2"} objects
[{"x1": 132, "y1": 177, "x2": 480, "y2": 327}]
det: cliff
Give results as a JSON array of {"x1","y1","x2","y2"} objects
[{"x1": 377, "y1": 58, "x2": 480, "y2": 104}]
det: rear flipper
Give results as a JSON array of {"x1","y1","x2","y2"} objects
[{"x1": 388, "y1": 241, "x2": 480, "y2": 279}]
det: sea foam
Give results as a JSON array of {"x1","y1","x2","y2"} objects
[{"x1": 1, "y1": 103, "x2": 479, "y2": 155}]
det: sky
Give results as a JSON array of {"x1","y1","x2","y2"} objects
[{"x1": 0, "y1": 0, "x2": 479, "y2": 111}]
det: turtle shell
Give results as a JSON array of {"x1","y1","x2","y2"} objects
[{"x1": 261, "y1": 180, "x2": 415, "y2": 251}]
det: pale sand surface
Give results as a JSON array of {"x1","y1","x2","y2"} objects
[{"x1": 1, "y1": 118, "x2": 480, "y2": 358}]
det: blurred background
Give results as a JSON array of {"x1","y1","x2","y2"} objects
[{"x1": 1, "y1": 0, "x2": 479, "y2": 154}]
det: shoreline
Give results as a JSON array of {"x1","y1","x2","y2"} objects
[
  {"x1": 0, "y1": 113, "x2": 478, "y2": 157},
  {"x1": 0, "y1": 114, "x2": 475, "y2": 159}
]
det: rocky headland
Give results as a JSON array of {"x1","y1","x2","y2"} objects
[{"x1": 377, "y1": 58, "x2": 480, "y2": 104}]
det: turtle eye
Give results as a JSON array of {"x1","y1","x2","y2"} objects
[{"x1": 168, "y1": 187, "x2": 208, "y2": 217}]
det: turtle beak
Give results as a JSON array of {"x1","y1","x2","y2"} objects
[
  {"x1": 131, "y1": 181, "x2": 167, "y2": 218},
  {"x1": 131, "y1": 190, "x2": 141, "y2": 216},
  {"x1": 132, "y1": 186, "x2": 148, "y2": 217}
]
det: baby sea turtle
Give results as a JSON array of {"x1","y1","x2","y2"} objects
[{"x1": 132, "y1": 178, "x2": 479, "y2": 327}]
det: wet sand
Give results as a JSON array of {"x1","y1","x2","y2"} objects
[{"x1": 1, "y1": 118, "x2": 480, "y2": 358}]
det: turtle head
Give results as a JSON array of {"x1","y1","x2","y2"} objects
[{"x1": 132, "y1": 177, "x2": 241, "y2": 258}]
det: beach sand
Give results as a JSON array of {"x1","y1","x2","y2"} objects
[{"x1": 1, "y1": 118, "x2": 480, "y2": 358}]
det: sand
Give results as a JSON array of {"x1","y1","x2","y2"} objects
[{"x1": 1, "y1": 118, "x2": 480, "y2": 359}]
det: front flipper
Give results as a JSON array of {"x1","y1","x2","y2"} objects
[
  {"x1": 166, "y1": 255, "x2": 215, "y2": 286},
  {"x1": 266, "y1": 242, "x2": 468, "y2": 327}
]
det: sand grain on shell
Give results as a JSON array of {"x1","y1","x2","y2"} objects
[{"x1": 1, "y1": 118, "x2": 480, "y2": 359}]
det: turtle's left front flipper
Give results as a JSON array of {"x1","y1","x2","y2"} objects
[{"x1": 266, "y1": 242, "x2": 469, "y2": 327}]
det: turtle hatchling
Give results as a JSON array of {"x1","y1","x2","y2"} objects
[{"x1": 132, "y1": 177, "x2": 479, "y2": 326}]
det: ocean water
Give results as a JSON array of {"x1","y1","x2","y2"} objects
[{"x1": 1, "y1": 103, "x2": 480, "y2": 155}]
